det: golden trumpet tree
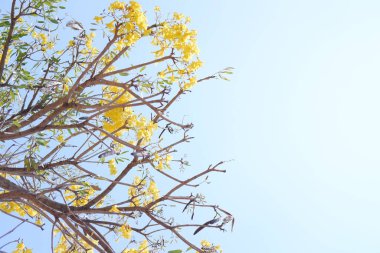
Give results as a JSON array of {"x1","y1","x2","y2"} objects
[{"x1": 0, "y1": 1, "x2": 233, "y2": 252}]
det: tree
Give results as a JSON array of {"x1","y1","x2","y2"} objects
[{"x1": 0, "y1": 1, "x2": 234, "y2": 252}]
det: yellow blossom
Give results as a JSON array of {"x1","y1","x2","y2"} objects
[
  {"x1": 158, "y1": 71, "x2": 165, "y2": 78},
  {"x1": 68, "y1": 40, "x2": 75, "y2": 47},
  {"x1": 183, "y1": 76, "x2": 197, "y2": 90},
  {"x1": 109, "y1": 1, "x2": 125, "y2": 12},
  {"x1": 94, "y1": 16, "x2": 103, "y2": 23},
  {"x1": 201, "y1": 240, "x2": 211, "y2": 248},
  {"x1": 109, "y1": 158, "x2": 117, "y2": 175},
  {"x1": 173, "y1": 12, "x2": 184, "y2": 20},
  {"x1": 138, "y1": 240, "x2": 149, "y2": 253},
  {"x1": 35, "y1": 217, "x2": 43, "y2": 226},
  {"x1": 56, "y1": 135, "x2": 64, "y2": 143},
  {"x1": 156, "y1": 160, "x2": 164, "y2": 170},
  {"x1": 110, "y1": 205, "x2": 121, "y2": 213},
  {"x1": 120, "y1": 224, "x2": 132, "y2": 239},
  {"x1": 147, "y1": 181, "x2": 159, "y2": 200},
  {"x1": 106, "y1": 20, "x2": 115, "y2": 31}
]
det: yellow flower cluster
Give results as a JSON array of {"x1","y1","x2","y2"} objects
[
  {"x1": 147, "y1": 180, "x2": 159, "y2": 201},
  {"x1": 56, "y1": 134, "x2": 65, "y2": 143},
  {"x1": 109, "y1": 1, "x2": 126, "y2": 11},
  {"x1": 0, "y1": 193, "x2": 43, "y2": 227},
  {"x1": 54, "y1": 233, "x2": 99, "y2": 253},
  {"x1": 102, "y1": 85, "x2": 134, "y2": 136},
  {"x1": 0, "y1": 201, "x2": 37, "y2": 217},
  {"x1": 94, "y1": 16, "x2": 103, "y2": 23},
  {"x1": 183, "y1": 76, "x2": 197, "y2": 91},
  {"x1": 110, "y1": 204, "x2": 121, "y2": 213},
  {"x1": 138, "y1": 240, "x2": 149, "y2": 253},
  {"x1": 54, "y1": 234, "x2": 68, "y2": 253},
  {"x1": 152, "y1": 14, "x2": 199, "y2": 62},
  {"x1": 201, "y1": 240, "x2": 211, "y2": 248},
  {"x1": 127, "y1": 176, "x2": 145, "y2": 206},
  {"x1": 12, "y1": 242, "x2": 32, "y2": 253},
  {"x1": 127, "y1": 176, "x2": 160, "y2": 207},
  {"x1": 32, "y1": 32, "x2": 54, "y2": 51},
  {"x1": 64, "y1": 184, "x2": 96, "y2": 207},
  {"x1": 199, "y1": 240, "x2": 222, "y2": 253},
  {"x1": 106, "y1": 1, "x2": 148, "y2": 49},
  {"x1": 102, "y1": 86, "x2": 157, "y2": 145},
  {"x1": 80, "y1": 235, "x2": 99, "y2": 253},
  {"x1": 109, "y1": 158, "x2": 117, "y2": 175},
  {"x1": 81, "y1": 32, "x2": 98, "y2": 56},
  {"x1": 135, "y1": 117, "x2": 158, "y2": 145},
  {"x1": 153, "y1": 152, "x2": 173, "y2": 170},
  {"x1": 151, "y1": 12, "x2": 203, "y2": 91},
  {"x1": 119, "y1": 224, "x2": 132, "y2": 239},
  {"x1": 68, "y1": 40, "x2": 75, "y2": 47}
]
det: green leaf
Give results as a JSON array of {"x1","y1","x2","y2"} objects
[
  {"x1": 36, "y1": 139, "x2": 48, "y2": 146},
  {"x1": 168, "y1": 250, "x2": 182, "y2": 253},
  {"x1": 48, "y1": 17, "x2": 58, "y2": 24}
]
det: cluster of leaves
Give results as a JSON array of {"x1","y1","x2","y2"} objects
[{"x1": 0, "y1": 1, "x2": 233, "y2": 252}]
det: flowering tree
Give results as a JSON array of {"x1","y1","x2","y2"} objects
[{"x1": 0, "y1": 1, "x2": 233, "y2": 252}]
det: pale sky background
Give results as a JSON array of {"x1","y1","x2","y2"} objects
[{"x1": 4, "y1": 0, "x2": 380, "y2": 252}]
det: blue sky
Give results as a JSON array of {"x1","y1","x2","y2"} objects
[{"x1": 4, "y1": 0, "x2": 380, "y2": 252}]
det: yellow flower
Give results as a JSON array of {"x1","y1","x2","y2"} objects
[
  {"x1": 106, "y1": 21, "x2": 115, "y2": 31},
  {"x1": 165, "y1": 154, "x2": 173, "y2": 166},
  {"x1": 183, "y1": 76, "x2": 197, "y2": 90},
  {"x1": 138, "y1": 240, "x2": 149, "y2": 253},
  {"x1": 170, "y1": 74, "x2": 176, "y2": 83},
  {"x1": 85, "y1": 32, "x2": 96, "y2": 49},
  {"x1": 110, "y1": 205, "x2": 121, "y2": 213},
  {"x1": 147, "y1": 181, "x2": 159, "y2": 200},
  {"x1": 109, "y1": 1, "x2": 125, "y2": 11},
  {"x1": 56, "y1": 135, "x2": 65, "y2": 143},
  {"x1": 36, "y1": 217, "x2": 43, "y2": 226},
  {"x1": 156, "y1": 161, "x2": 164, "y2": 170},
  {"x1": 39, "y1": 33, "x2": 48, "y2": 45},
  {"x1": 12, "y1": 242, "x2": 32, "y2": 253},
  {"x1": 94, "y1": 16, "x2": 103, "y2": 23},
  {"x1": 154, "y1": 152, "x2": 160, "y2": 161},
  {"x1": 68, "y1": 40, "x2": 75, "y2": 47},
  {"x1": 188, "y1": 59, "x2": 203, "y2": 72},
  {"x1": 120, "y1": 224, "x2": 132, "y2": 239},
  {"x1": 158, "y1": 71, "x2": 165, "y2": 78},
  {"x1": 173, "y1": 12, "x2": 184, "y2": 20},
  {"x1": 109, "y1": 159, "x2": 117, "y2": 175},
  {"x1": 25, "y1": 206, "x2": 37, "y2": 217},
  {"x1": 201, "y1": 240, "x2": 211, "y2": 248},
  {"x1": 154, "y1": 6, "x2": 160, "y2": 12},
  {"x1": 16, "y1": 242, "x2": 25, "y2": 250}
]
